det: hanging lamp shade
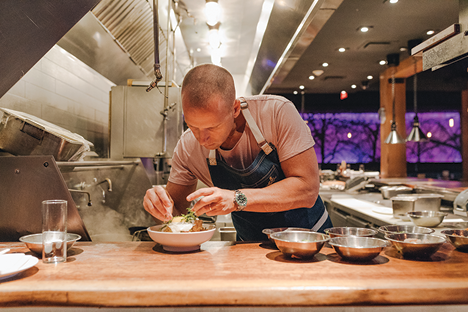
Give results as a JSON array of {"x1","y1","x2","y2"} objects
[
  {"x1": 385, "y1": 121, "x2": 405, "y2": 144},
  {"x1": 406, "y1": 115, "x2": 427, "y2": 142}
]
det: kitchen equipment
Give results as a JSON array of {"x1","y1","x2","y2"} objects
[
  {"x1": 19, "y1": 233, "x2": 81, "y2": 254},
  {"x1": 407, "y1": 211, "x2": 447, "y2": 227},
  {"x1": 270, "y1": 231, "x2": 329, "y2": 259},
  {"x1": 262, "y1": 227, "x2": 310, "y2": 242},
  {"x1": 380, "y1": 185, "x2": 413, "y2": 199},
  {"x1": 328, "y1": 237, "x2": 390, "y2": 262},
  {"x1": 378, "y1": 225, "x2": 435, "y2": 235},
  {"x1": 147, "y1": 224, "x2": 216, "y2": 252},
  {"x1": 219, "y1": 227, "x2": 237, "y2": 241},
  {"x1": 390, "y1": 196, "x2": 417, "y2": 219},
  {"x1": 0, "y1": 108, "x2": 92, "y2": 161},
  {"x1": 324, "y1": 227, "x2": 377, "y2": 238},
  {"x1": 397, "y1": 193, "x2": 443, "y2": 212},
  {"x1": 453, "y1": 189, "x2": 468, "y2": 217},
  {"x1": 441, "y1": 230, "x2": 468, "y2": 251},
  {"x1": 385, "y1": 233, "x2": 445, "y2": 258}
]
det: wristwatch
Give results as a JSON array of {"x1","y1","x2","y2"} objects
[{"x1": 233, "y1": 190, "x2": 247, "y2": 211}]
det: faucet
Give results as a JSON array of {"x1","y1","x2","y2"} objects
[
  {"x1": 95, "y1": 178, "x2": 112, "y2": 192},
  {"x1": 68, "y1": 189, "x2": 92, "y2": 206}
]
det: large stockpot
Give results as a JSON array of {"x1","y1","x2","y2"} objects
[{"x1": 0, "y1": 108, "x2": 92, "y2": 161}]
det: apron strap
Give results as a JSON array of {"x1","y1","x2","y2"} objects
[
  {"x1": 208, "y1": 98, "x2": 272, "y2": 165},
  {"x1": 311, "y1": 208, "x2": 329, "y2": 232}
]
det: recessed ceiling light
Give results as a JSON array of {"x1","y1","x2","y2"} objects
[
  {"x1": 367, "y1": 75, "x2": 373, "y2": 80},
  {"x1": 400, "y1": 47, "x2": 407, "y2": 52},
  {"x1": 308, "y1": 75, "x2": 315, "y2": 80},
  {"x1": 360, "y1": 26, "x2": 369, "y2": 33},
  {"x1": 379, "y1": 60, "x2": 387, "y2": 65},
  {"x1": 299, "y1": 85, "x2": 305, "y2": 90},
  {"x1": 338, "y1": 47, "x2": 346, "y2": 53},
  {"x1": 196, "y1": 48, "x2": 201, "y2": 52},
  {"x1": 312, "y1": 70, "x2": 324, "y2": 76},
  {"x1": 389, "y1": 0, "x2": 398, "y2": 3},
  {"x1": 322, "y1": 62, "x2": 329, "y2": 67},
  {"x1": 351, "y1": 84, "x2": 357, "y2": 89},
  {"x1": 293, "y1": 91, "x2": 298, "y2": 95},
  {"x1": 427, "y1": 30, "x2": 435, "y2": 35}
]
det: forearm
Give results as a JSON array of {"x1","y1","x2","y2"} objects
[{"x1": 241, "y1": 175, "x2": 320, "y2": 213}]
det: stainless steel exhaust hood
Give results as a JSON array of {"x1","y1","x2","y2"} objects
[{"x1": 0, "y1": 0, "x2": 100, "y2": 99}]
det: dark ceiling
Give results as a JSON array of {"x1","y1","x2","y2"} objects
[{"x1": 265, "y1": 0, "x2": 463, "y2": 95}]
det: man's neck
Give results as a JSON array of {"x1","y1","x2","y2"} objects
[{"x1": 220, "y1": 113, "x2": 246, "y2": 150}]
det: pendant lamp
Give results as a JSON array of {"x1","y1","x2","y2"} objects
[
  {"x1": 385, "y1": 75, "x2": 405, "y2": 144},
  {"x1": 406, "y1": 61, "x2": 427, "y2": 142}
]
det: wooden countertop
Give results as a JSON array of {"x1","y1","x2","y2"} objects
[{"x1": 1, "y1": 240, "x2": 468, "y2": 308}]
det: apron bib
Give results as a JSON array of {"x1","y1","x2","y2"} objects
[{"x1": 207, "y1": 99, "x2": 332, "y2": 241}]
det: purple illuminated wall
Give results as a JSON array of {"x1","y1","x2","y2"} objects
[{"x1": 301, "y1": 112, "x2": 461, "y2": 164}]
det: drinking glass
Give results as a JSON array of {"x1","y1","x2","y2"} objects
[{"x1": 42, "y1": 200, "x2": 67, "y2": 263}]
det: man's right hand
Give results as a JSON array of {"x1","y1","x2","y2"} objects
[{"x1": 143, "y1": 186, "x2": 174, "y2": 222}]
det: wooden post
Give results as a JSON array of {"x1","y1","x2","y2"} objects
[
  {"x1": 462, "y1": 89, "x2": 468, "y2": 181},
  {"x1": 379, "y1": 56, "x2": 422, "y2": 178}
]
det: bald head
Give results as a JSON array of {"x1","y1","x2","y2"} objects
[{"x1": 181, "y1": 64, "x2": 236, "y2": 111}]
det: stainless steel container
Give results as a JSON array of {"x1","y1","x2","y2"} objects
[
  {"x1": 219, "y1": 227, "x2": 236, "y2": 241},
  {"x1": 0, "y1": 108, "x2": 92, "y2": 161},
  {"x1": 391, "y1": 194, "x2": 443, "y2": 218},
  {"x1": 391, "y1": 196, "x2": 417, "y2": 219},
  {"x1": 380, "y1": 185, "x2": 413, "y2": 199}
]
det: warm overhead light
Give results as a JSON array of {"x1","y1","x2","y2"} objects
[
  {"x1": 338, "y1": 47, "x2": 346, "y2": 52},
  {"x1": 312, "y1": 70, "x2": 324, "y2": 76},
  {"x1": 205, "y1": 1, "x2": 221, "y2": 26},
  {"x1": 379, "y1": 60, "x2": 387, "y2": 65},
  {"x1": 407, "y1": 61, "x2": 427, "y2": 143},
  {"x1": 208, "y1": 28, "x2": 221, "y2": 49},
  {"x1": 367, "y1": 75, "x2": 373, "y2": 80},
  {"x1": 400, "y1": 47, "x2": 407, "y2": 52},
  {"x1": 389, "y1": 0, "x2": 398, "y2": 3},
  {"x1": 427, "y1": 132, "x2": 432, "y2": 138},
  {"x1": 299, "y1": 85, "x2": 305, "y2": 90},
  {"x1": 449, "y1": 118, "x2": 454, "y2": 127},
  {"x1": 210, "y1": 47, "x2": 221, "y2": 65},
  {"x1": 385, "y1": 77, "x2": 405, "y2": 144},
  {"x1": 427, "y1": 30, "x2": 435, "y2": 35},
  {"x1": 351, "y1": 84, "x2": 357, "y2": 89},
  {"x1": 196, "y1": 48, "x2": 201, "y2": 52},
  {"x1": 293, "y1": 91, "x2": 298, "y2": 95},
  {"x1": 347, "y1": 132, "x2": 352, "y2": 139},
  {"x1": 308, "y1": 75, "x2": 315, "y2": 80},
  {"x1": 359, "y1": 26, "x2": 370, "y2": 33},
  {"x1": 322, "y1": 62, "x2": 329, "y2": 67}
]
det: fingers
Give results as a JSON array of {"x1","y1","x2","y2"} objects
[{"x1": 143, "y1": 186, "x2": 173, "y2": 222}]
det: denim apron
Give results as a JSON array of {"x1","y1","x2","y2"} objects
[{"x1": 207, "y1": 99, "x2": 332, "y2": 241}]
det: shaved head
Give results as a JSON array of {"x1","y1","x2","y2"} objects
[{"x1": 181, "y1": 64, "x2": 236, "y2": 111}]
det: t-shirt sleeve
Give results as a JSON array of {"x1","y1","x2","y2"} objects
[
  {"x1": 167, "y1": 133, "x2": 199, "y2": 186},
  {"x1": 274, "y1": 100, "x2": 315, "y2": 162}
]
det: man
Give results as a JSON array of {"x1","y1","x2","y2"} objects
[{"x1": 143, "y1": 64, "x2": 332, "y2": 241}]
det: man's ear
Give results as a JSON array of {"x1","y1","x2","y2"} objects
[{"x1": 233, "y1": 99, "x2": 241, "y2": 117}]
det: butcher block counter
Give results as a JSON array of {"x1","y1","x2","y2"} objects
[{"x1": 1, "y1": 240, "x2": 468, "y2": 310}]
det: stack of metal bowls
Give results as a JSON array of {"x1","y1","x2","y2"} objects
[
  {"x1": 270, "y1": 231, "x2": 329, "y2": 259},
  {"x1": 385, "y1": 233, "x2": 446, "y2": 258},
  {"x1": 441, "y1": 230, "x2": 468, "y2": 251}
]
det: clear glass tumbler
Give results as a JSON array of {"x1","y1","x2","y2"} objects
[{"x1": 42, "y1": 200, "x2": 67, "y2": 263}]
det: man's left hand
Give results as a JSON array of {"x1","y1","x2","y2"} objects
[{"x1": 187, "y1": 187, "x2": 236, "y2": 216}]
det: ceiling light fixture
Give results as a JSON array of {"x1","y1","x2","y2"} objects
[
  {"x1": 367, "y1": 75, "x2": 373, "y2": 80},
  {"x1": 205, "y1": 0, "x2": 221, "y2": 26},
  {"x1": 293, "y1": 91, "x2": 298, "y2": 95},
  {"x1": 312, "y1": 69, "x2": 324, "y2": 76},
  {"x1": 426, "y1": 30, "x2": 435, "y2": 35},
  {"x1": 379, "y1": 60, "x2": 387, "y2": 65},
  {"x1": 322, "y1": 62, "x2": 329, "y2": 67},
  {"x1": 338, "y1": 47, "x2": 346, "y2": 52},
  {"x1": 359, "y1": 26, "x2": 373, "y2": 33},
  {"x1": 406, "y1": 59, "x2": 427, "y2": 142},
  {"x1": 308, "y1": 75, "x2": 315, "y2": 80},
  {"x1": 299, "y1": 85, "x2": 305, "y2": 90},
  {"x1": 389, "y1": 0, "x2": 398, "y2": 3},
  {"x1": 351, "y1": 84, "x2": 357, "y2": 89},
  {"x1": 385, "y1": 53, "x2": 405, "y2": 144}
]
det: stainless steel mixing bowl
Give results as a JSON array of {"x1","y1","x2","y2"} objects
[
  {"x1": 262, "y1": 227, "x2": 310, "y2": 242},
  {"x1": 324, "y1": 227, "x2": 378, "y2": 238},
  {"x1": 441, "y1": 229, "x2": 468, "y2": 251},
  {"x1": 378, "y1": 225, "x2": 435, "y2": 235},
  {"x1": 385, "y1": 233, "x2": 446, "y2": 258},
  {"x1": 19, "y1": 233, "x2": 81, "y2": 254},
  {"x1": 328, "y1": 236, "x2": 390, "y2": 261},
  {"x1": 406, "y1": 211, "x2": 448, "y2": 227},
  {"x1": 270, "y1": 231, "x2": 329, "y2": 259}
]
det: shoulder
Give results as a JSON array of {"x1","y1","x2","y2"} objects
[{"x1": 243, "y1": 95, "x2": 296, "y2": 117}]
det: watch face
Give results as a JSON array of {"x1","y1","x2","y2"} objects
[{"x1": 236, "y1": 192, "x2": 247, "y2": 206}]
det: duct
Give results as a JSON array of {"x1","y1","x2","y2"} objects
[
  {"x1": 412, "y1": 0, "x2": 468, "y2": 71},
  {"x1": 0, "y1": 0, "x2": 101, "y2": 99},
  {"x1": 249, "y1": 0, "x2": 343, "y2": 95}
]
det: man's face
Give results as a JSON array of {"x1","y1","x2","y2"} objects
[{"x1": 183, "y1": 96, "x2": 235, "y2": 150}]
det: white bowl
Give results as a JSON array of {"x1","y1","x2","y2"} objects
[{"x1": 147, "y1": 224, "x2": 216, "y2": 252}]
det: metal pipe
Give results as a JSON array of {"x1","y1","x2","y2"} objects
[
  {"x1": 68, "y1": 189, "x2": 92, "y2": 206},
  {"x1": 95, "y1": 178, "x2": 113, "y2": 192}
]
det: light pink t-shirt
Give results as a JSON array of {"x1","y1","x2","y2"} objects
[{"x1": 168, "y1": 95, "x2": 315, "y2": 187}]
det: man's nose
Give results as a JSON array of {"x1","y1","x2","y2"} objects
[{"x1": 199, "y1": 129, "x2": 210, "y2": 143}]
